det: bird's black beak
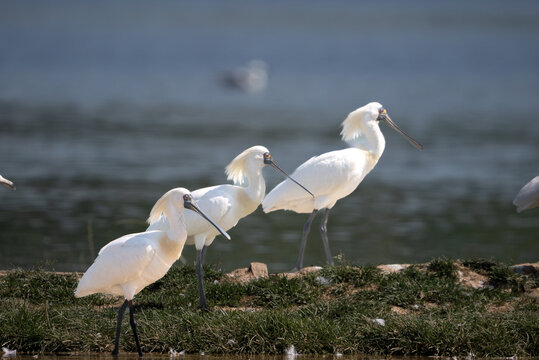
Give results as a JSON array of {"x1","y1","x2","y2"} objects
[
  {"x1": 377, "y1": 112, "x2": 423, "y2": 150},
  {"x1": 264, "y1": 153, "x2": 314, "y2": 197},
  {"x1": 184, "y1": 197, "x2": 231, "y2": 240}
]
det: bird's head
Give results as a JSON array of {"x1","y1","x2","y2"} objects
[
  {"x1": 181, "y1": 191, "x2": 231, "y2": 240},
  {"x1": 374, "y1": 105, "x2": 423, "y2": 150},
  {"x1": 340, "y1": 102, "x2": 383, "y2": 142},
  {"x1": 147, "y1": 187, "x2": 190, "y2": 225},
  {"x1": 147, "y1": 187, "x2": 231, "y2": 240},
  {"x1": 225, "y1": 145, "x2": 271, "y2": 185},
  {"x1": 261, "y1": 149, "x2": 314, "y2": 197},
  {"x1": 341, "y1": 102, "x2": 423, "y2": 150},
  {"x1": 248, "y1": 145, "x2": 273, "y2": 168},
  {"x1": 225, "y1": 145, "x2": 313, "y2": 197}
]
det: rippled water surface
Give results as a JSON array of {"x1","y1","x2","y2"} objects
[{"x1": 0, "y1": 0, "x2": 538, "y2": 272}]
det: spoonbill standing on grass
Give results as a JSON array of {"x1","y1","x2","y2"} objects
[
  {"x1": 262, "y1": 102, "x2": 423, "y2": 270},
  {"x1": 75, "y1": 188, "x2": 230, "y2": 357},
  {"x1": 0, "y1": 175, "x2": 15, "y2": 190},
  {"x1": 513, "y1": 175, "x2": 539, "y2": 213},
  {"x1": 147, "y1": 146, "x2": 312, "y2": 309}
]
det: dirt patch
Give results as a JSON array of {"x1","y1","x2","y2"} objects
[
  {"x1": 524, "y1": 288, "x2": 539, "y2": 300},
  {"x1": 391, "y1": 306, "x2": 410, "y2": 315},
  {"x1": 456, "y1": 264, "x2": 488, "y2": 289},
  {"x1": 377, "y1": 264, "x2": 411, "y2": 274},
  {"x1": 487, "y1": 303, "x2": 514, "y2": 313},
  {"x1": 278, "y1": 266, "x2": 323, "y2": 279},
  {"x1": 423, "y1": 302, "x2": 437, "y2": 309},
  {"x1": 352, "y1": 284, "x2": 378, "y2": 293},
  {"x1": 224, "y1": 262, "x2": 269, "y2": 283}
]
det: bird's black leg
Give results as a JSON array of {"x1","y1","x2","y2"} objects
[
  {"x1": 200, "y1": 245, "x2": 208, "y2": 265},
  {"x1": 196, "y1": 249, "x2": 208, "y2": 310},
  {"x1": 112, "y1": 299, "x2": 129, "y2": 356},
  {"x1": 128, "y1": 300, "x2": 143, "y2": 357},
  {"x1": 290, "y1": 209, "x2": 318, "y2": 271},
  {"x1": 319, "y1": 208, "x2": 334, "y2": 265}
]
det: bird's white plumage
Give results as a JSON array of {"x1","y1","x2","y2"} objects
[
  {"x1": 75, "y1": 188, "x2": 190, "y2": 300},
  {"x1": 263, "y1": 102, "x2": 387, "y2": 214},
  {"x1": 75, "y1": 231, "x2": 174, "y2": 299},
  {"x1": 513, "y1": 176, "x2": 539, "y2": 213},
  {"x1": 184, "y1": 185, "x2": 249, "y2": 244},
  {"x1": 262, "y1": 102, "x2": 422, "y2": 270},
  {"x1": 263, "y1": 148, "x2": 377, "y2": 213},
  {"x1": 146, "y1": 146, "x2": 294, "y2": 309},
  {"x1": 147, "y1": 146, "x2": 270, "y2": 250}
]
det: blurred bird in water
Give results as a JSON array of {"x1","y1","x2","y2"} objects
[
  {"x1": 76, "y1": 188, "x2": 230, "y2": 356},
  {"x1": 263, "y1": 102, "x2": 423, "y2": 270},
  {"x1": 147, "y1": 146, "x2": 312, "y2": 309},
  {"x1": 513, "y1": 175, "x2": 539, "y2": 213},
  {"x1": 220, "y1": 60, "x2": 268, "y2": 93}
]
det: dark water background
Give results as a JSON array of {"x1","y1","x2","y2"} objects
[{"x1": 0, "y1": 0, "x2": 538, "y2": 272}]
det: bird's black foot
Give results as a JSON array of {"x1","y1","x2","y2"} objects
[
  {"x1": 197, "y1": 304, "x2": 210, "y2": 312},
  {"x1": 288, "y1": 263, "x2": 303, "y2": 272}
]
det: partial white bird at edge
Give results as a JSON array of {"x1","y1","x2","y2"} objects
[
  {"x1": 0, "y1": 175, "x2": 15, "y2": 190},
  {"x1": 513, "y1": 175, "x2": 539, "y2": 213}
]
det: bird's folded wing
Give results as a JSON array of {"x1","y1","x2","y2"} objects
[
  {"x1": 184, "y1": 186, "x2": 233, "y2": 235},
  {"x1": 263, "y1": 149, "x2": 366, "y2": 212},
  {"x1": 76, "y1": 232, "x2": 157, "y2": 296}
]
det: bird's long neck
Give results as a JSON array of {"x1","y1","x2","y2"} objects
[
  {"x1": 160, "y1": 212, "x2": 187, "y2": 263},
  {"x1": 241, "y1": 163, "x2": 266, "y2": 207},
  {"x1": 349, "y1": 122, "x2": 385, "y2": 160}
]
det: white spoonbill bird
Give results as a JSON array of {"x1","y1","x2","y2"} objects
[
  {"x1": 262, "y1": 102, "x2": 423, "y2": 270},
  {"x1": 0, "y1": 175, "x2": 15, "y2": 190},
  {"x1": 513, "y1": 175, "x2": 539, "y2": 213},
  {"x1": 75, "y1": 188, "x2": 230, "y2": 356},
  {"x1": 147, "y1": 145, "x2": 312, "y2": 309}
]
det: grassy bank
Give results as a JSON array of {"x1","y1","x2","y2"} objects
[{"x1": 0, "y1": 258, "x2": 537, "y2": 357}]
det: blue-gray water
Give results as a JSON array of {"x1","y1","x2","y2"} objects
[{"x1": 0, "y1": 0, "x2": 538, "y2": 272}]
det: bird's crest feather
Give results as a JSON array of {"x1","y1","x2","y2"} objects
[
  {"x1": 340, "y1": 110, "x2": 364, "y2": 143},
  {"x1": 147, "y1": 189, "x2": 181, "y2": 224},
  {"x1": 340, "y1": 102, "x2": 381, "y2": 143},
  {"x1": 225, "y1": 148, "x2": 252, "y2": 185}
]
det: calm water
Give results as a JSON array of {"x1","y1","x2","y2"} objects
[{"x1": 0, "y1": 1, "x2": 538, "y2": 272}]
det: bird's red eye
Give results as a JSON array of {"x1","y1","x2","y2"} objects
[
  {"x1": 183, "y1": 194, "x2": 191, "y2": 201},
  {"x1": 379, "y1": 108, "x2": 387, "y2": 114},
  {"x1": 264, "y1": 152, "x2": 271, "y2": 159}
]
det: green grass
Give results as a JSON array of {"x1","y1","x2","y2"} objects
[{"x1": 0, "y1": 258, "x2": 537, "y2": 356}]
